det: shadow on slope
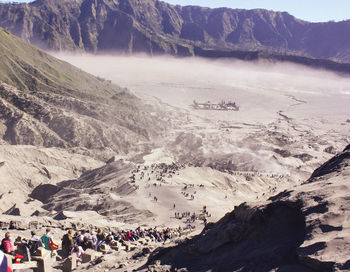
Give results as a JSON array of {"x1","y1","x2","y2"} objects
[
  {"x1": 145, "y1": 201, "x2": 307, "y2": 272},
  {"x1": 308, "y1": 144, "x2": 350, "y2": 181}
]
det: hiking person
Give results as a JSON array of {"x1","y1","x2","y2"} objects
[
  {"x1": 27, "y1": 231, "x2": 43, "y2": 256},
  {"x1": 41, "y1": 228, "x2": 58, "y2": 255},
  {"x1": 61, "y1": 230, "x2": 74, "y2": 258},
  {"x1": 1, "y1": 232, "x2": 14, "y2": 255},
  {"x1": 41, "y1": 228, "x2": 52, "y2": 251}
]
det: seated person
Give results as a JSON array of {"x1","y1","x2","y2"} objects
[{"x1": 71, "y1": 245, "x2": 84, "y2": 265}]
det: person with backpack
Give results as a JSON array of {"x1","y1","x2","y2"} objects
[
  {"x1": 1, "y1": 232, "x2": 14, "y2": 255},
  {"x1": 41, "y1": 228, "x2": 52, "y2": 251},
  {"x1": 27, "y1": 231, "x2": 43, "y2": 256},
  {"x1": 61, "y1": 230, "x2": 73, "y2": 258},
  {"x1": 41, "y1": 228, "x2": 58, "y2": 256}
]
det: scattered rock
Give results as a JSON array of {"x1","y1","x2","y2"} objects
[
  {"x1": 273, "y1": 148, "x2": 291, "y2": 157},
  {"x1": 42, "y1": 167, "x2": 52, "y2": 179},
  {"x1": 53, "y1": 211, "x2": 68, "y2": 220},
  {"x1": 106, "y1": 156, "x2": 115, "y2": 164},
  {"x1": 9, "y1": 220, "x2": 28, "y2": 230},
  {"x1": 324, "y1": 146, "x2": 337, "y2": 154},
  {"x1": 3, "y1": 204, "x2": 20, "y2": 216},
  {"x1": 293, "y1": 153, "x2": 313, "y2": 162},
  {"x1": 0, "y1": 221, "x2": 10, "y2": 230},
  {"x1": 28, "y1": 221, "x2": 40, "y2": 229},
  {"x1": 31, "y1": 210, "x2": 40, "y2": 216}
]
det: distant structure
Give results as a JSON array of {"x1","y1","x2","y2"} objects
[{"x1": 191, "y1": 100, "x2": 239, "y2": 111}]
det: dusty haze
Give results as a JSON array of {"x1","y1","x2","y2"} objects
[{"x1": 54, "y1": 54, "x2": 350, "y2": 124}]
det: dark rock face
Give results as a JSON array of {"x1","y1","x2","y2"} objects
[
  {"x1": 1, "y1": 0, "x2": 350, "y2": 61},
  {"x1": 147, "y1": 202, "x2": 308, "y2": 272},
  {"x1": 30, "y1": 184, "x2": 62, "y2": 204},
  {"x1": 309, "y1": 148, "x2": 350, "y2": 180}
]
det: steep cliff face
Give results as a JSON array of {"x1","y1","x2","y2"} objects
[
  {"x1": 1, "y1": 0, "x2": 350, "y2": 61},
  {"x1": 0, "y1": 0, "x2": 189, "y2": 55}
]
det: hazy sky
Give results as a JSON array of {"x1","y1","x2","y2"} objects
[
  {"x1": 164, "y1": 0, "x2": 348, "y2": 22},
  {"x1": 0, "y1": 0, "x2": 348, "y2": 23}
]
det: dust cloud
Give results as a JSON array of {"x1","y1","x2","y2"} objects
[{"x1": 54, "y1": 53, "x2": 350, "y2": 124}]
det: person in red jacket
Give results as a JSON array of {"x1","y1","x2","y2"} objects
[{"x1": 1, "y1": 233, "x2": 14, "y2": 255}]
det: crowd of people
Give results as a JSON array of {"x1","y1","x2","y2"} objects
[
  {"x1": 0, "y1": 225, "x2": 193, "y2": 266},
  {"x1": 130, "y1": 163, "x2": 185, "y2": 184}
]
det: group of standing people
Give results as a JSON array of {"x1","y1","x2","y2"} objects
[{"x1": 0, "y1": 228, "x2": 56, "y2": 264}]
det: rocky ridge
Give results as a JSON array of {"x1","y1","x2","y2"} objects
[
  {"x1": 1, "y1": 0, "x2": 350, "y2": 61},
  {"x1": 0, "y1": 27, "x2": 169, "y2": 159}
]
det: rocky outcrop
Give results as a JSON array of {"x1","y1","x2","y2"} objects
[
  {"x1": 308, "y1": 145, "x2": 350, "y2": 181},
  {"x1": 1, "y1": 0, "x2": 350, "y2": 61},
  {"x1": 0, "y1": 82, "x2": 167, "y2": 157},
  {"x1": 145, "y1": 146, "x2": 350, "y2": 271},
  {"x1": 146, "y1": 201, "x2": 309, "y2": 271}
]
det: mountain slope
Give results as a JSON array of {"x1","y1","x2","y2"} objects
[
  {"x1": 29, "y1": 159, "x2": 153, "y2": 223},
  {"x1": 144, "y1": 145, "x2": 350, "y2": 271},
  {"x1": 0, "y1": 27, "x2": 168, "y2": 158},
  {"x1": 1, "y1": 0, "x2": 350, "y2": 61}
]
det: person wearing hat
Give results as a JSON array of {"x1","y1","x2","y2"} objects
[{"x1": 27, "y1": 230, "x2": 43, "y2": 256}]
